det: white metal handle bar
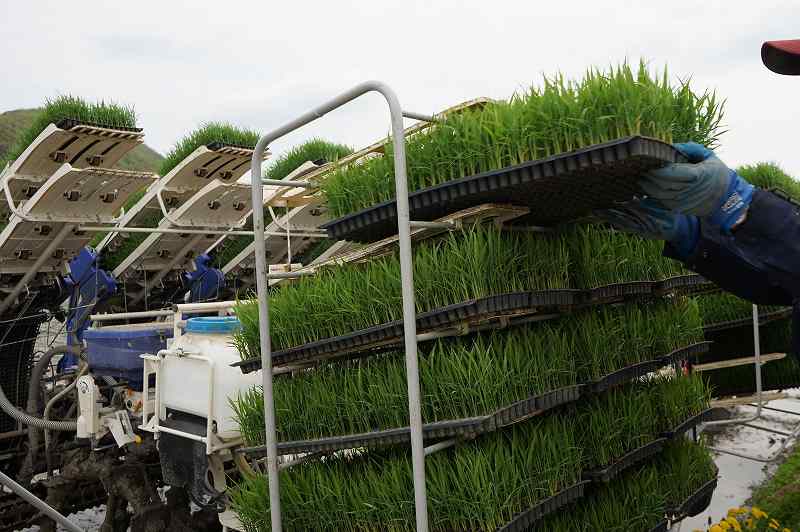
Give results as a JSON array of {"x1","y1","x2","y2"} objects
[{"x1": 249, "y1": 80, "x2": 430, "y2": 532}]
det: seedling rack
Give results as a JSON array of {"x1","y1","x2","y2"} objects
[
  {"x1": 321, "y1": 136, "x2": 686, "y2": 243},
  {"x1": 243, "y1": 82, "x2": 721, "y2": 530}
]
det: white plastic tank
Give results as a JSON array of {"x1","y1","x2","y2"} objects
[{"x1": 158, "y1": 316, "x2": 260, "y2": 439}]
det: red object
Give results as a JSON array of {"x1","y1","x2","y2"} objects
[{"x1": 762, "y1": 39, "x2": 800, "y2": 75}]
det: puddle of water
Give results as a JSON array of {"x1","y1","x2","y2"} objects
[{"x1": 681, "y1": 391, "x2": 800, "y2": 530}]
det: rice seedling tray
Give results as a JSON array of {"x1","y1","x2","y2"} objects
[
  {"x1": 666, "y1": 475, "x2": 718, "y2": 519},
  {"x1": 55, "y1": 117, "x2": 144, "y2": 133},
  {"x1": 658, "y1": 408, "x2": 713, "y2": 439},
  {"x1": 321, "y1": 136, "x2": 685, "y2": 243},
  {"x1": 703, "y1": 308, "x2": 792, "y2": 334},
  {"x1": 235, "y1": 278, "x2": 711, "y2": 373},
  {"x1": 496, "y1": 480, "x2": 590, "y2": 532},
  {"x1": 250, "y1": 385, "x2": 584, "y2": 457},
  {"x1": 587, "y1": 343, "x2": 711, "y2": 393},
  {"x1": 582, "y1": 438, "x2": 668, "y2": 483},
  {"x1": 242, "y1": 342, "x2": 706, "y2": 458},
  {"x1": 583, "y1": 281, "x2": 653, "y2": 303},
  {"x1": 234, "y1": 289, "x2": 581, "y2": 373},
  {"x1": 656, "y1": 274, "x2": 716, "y2": 296}
]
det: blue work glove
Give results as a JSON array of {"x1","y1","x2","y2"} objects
[
  {"x1": 595, "y1": 199, "x2": 700, "y2": 257},
  {"x1": 640, "y1": 142, "x2": 754, "y2": 232}
]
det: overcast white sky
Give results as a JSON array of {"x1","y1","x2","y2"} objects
[{"x1": 1, "y1": 1, "x2": 798, "y2": 176}]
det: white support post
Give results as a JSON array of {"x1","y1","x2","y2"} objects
[{"x1": 249, "y1": 81, "x2": 429, "y2": 532}]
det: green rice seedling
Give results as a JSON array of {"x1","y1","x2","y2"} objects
[
  {"x1": 0, "y1": 95, "x2": 137, "y2": 169},
  {"x1": 233, "y1": 225, "x2": 572, "y2": 359},
  {"x1": 572, "y1": 297, "x2": 702, "y2": 382},
  {"x1": 232, "y1": 299, "x2": 703, "y2": 445},
  {"x1": 576, "y1": 374, "x2": 708, "y2": 469},
  {"x1": 233, "y1": 413, "x2": 579, "y2": 531},
  {"x1": 541, "y1": 458, "x2": 666, "y2": 531},
  {"x1": 233, "y1": 416, "x2": 583, "y2": 531},
  {"x1": 264, "y1": 137, "x2": 352, "y2": 182},
  {"x1": 568, "y1": 223, "x2": 689, "y2": 288},
  {"x1": 539, "y1": 439, "x2": 715, "y2": 531},
  {"x1": 654, "y1": 438, "x2": 717, "y2": 506},
  {"x1": 737, "y1": 162, "x2": 800, "y2": 200},
  {"x1": 232, "y1": 377, "x2": 705, "y2": 531},
  {"x1": 321, "y1": 61, "x2": 724, "y2": 218},
  {"x1": 158, "y1": 121, "x2": 259, "y2": 176},
  {"x1": 651, "y1": 372, "x2": 710, "y2": 430},
  {"x1": 212, "y1": 139, "x2": 352, "y2": 269}
]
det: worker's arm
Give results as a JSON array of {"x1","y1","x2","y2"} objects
[
  {"x1": 598, "y1": 199, "x2": 793, "y2": 306},
  {"x1": 598, "y1": 146, "x2": 800, "y2": 357}
]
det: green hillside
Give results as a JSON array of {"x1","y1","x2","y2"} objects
[{"x1": 0, "y1": 108, "x2": 163, "y2": 172}]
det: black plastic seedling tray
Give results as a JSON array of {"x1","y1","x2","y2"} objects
[
  {"x1": 587, "y1": 343, "x2": 711, "y2": 394},
  {"x1": 667, "y1": 475, "x2": 719, "y2": 519},
  {"x1": 321, "y1": 136, "x2": 685, "y2": 243},
  {"x1": 656, "y1": 274, "x2": 716, "y2": 296},
  {"x1": 235, "y1": 277, "x2": 713, "y2": 374},
  {"x1": 241, "y1": 342, "x2": 707, "y2": 459},
  {"x1": 497, "y1": 480, "x2": 590, "y2": 532},
  {"x1": 659, "y1": 408, "x2": 713, "y2": 440},
  {"x1": 235, "y1": 289, "x2": 580, "y2": 373},
  {"x1": 205, "y1": 141, "x2": 256, "y2": 152},
  {"x1": 583, "y1": 438, "x2": 668, "y2": 483},
  {"x1": 55, "y1": 117, "x2": 144, "y2": 133},
  {"x1": 703, "y1": 308, "x2": 792, "y2": 334}
]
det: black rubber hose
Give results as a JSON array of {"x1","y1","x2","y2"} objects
[{"x1": 26, "y1": 344, "x2": 81, "y2": 416}]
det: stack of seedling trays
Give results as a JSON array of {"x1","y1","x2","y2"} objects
[
  {"x1": 687, "y1": 162, "x2": 800, "y2": 399},
  {"x1": 230, "y1": 63, "x2": 723, "y2": 531}
]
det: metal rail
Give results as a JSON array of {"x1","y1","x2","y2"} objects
[
  {"x1": 249, "y1": 81, "x2": 430, "y2": 531},
  {"x1": 0, "y1": 470, "x2": 84, "y2": 532},
  {"x1": 704, "y1": 304, "x2": 800, "y2": 462},
  {"x1": 78, "y1": 225, "x2": 325, "y2": 238}
]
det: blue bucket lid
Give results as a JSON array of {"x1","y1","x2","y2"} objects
[{"x1": 186, "y1": 316, "x2": 241, "y2": 334}]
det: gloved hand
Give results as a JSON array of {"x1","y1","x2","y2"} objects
[
  {"x1": 594, "y1": 199, "x2": 700, "y2": 257},
  {"x1": 640, "y1": 142, "x2": 754, "y2": 232}
]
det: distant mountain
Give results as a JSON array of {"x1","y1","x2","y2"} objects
[{"x1": 0, "y1": 108, "x2": 163, "y2": 172}]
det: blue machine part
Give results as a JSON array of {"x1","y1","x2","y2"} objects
[
  {"x1": 182, "y1": 254, "x2": 224, "y2": 303},
  {"x1": 185, "y1": 316, "x2": 241, "y2": 334},
  {"x1": 84, "y1": 325, "x2": 172, "y2": 390},
  {"x1": 60, "y1": 247, "x2": 117, "y2": 370}
]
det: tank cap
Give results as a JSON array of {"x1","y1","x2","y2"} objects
[{"x1": 186, "y1": 316, "x2": 241, "y2": 334}]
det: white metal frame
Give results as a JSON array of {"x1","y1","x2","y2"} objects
[
  {"x1": 702, "y1": 304, "x2": 800, "y2": 462},
  {"x1": 248, "y1": 81, "x2": 431, "y2": 532}
]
